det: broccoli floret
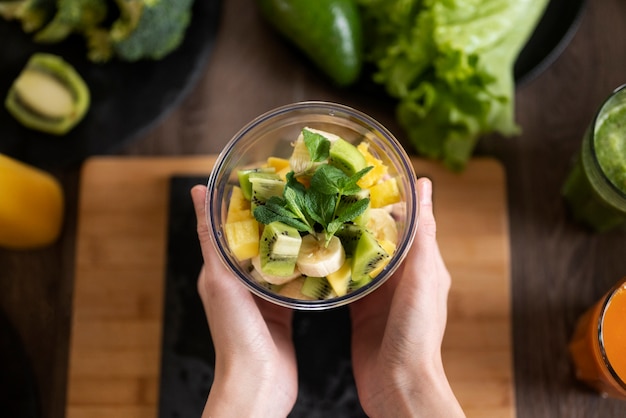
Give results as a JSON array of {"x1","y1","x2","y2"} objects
[
  {"x1": 84, "y1": 0, "x2": 141, "y2": 63},
  {"x1": 0, "y1": 1, "x2": 25, "y2": 21},
  {"x1": 109, "y1": 0, "x2": 143, "y2": 41},
  {"x1": 84, "y1": 26, "x2": 113, "y2": 62},
  {"x1": 34, "y1": 0, "x2": 108, "y2": 44},
  {"x1": 111, "y1": 0, "x2": 194, "y2": 61},
  {"x1": 2, "y1": 0, "x2": 56, "y2": 33}
]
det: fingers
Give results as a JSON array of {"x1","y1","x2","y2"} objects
[
  {"x1": 395, "y1": 177, "x2": 450, "y2": 312},
  {"x1": 413, "y1": 177, "x2": 451, "y2": 323},
  {"x1": 405, "y1": 177, "x2": 442, "y2": 278},
  {"x1": 415, "y1": 177, "x2": 436, "y2": 244},
  {"x1": 190, "y1": 184, "x2": 249, "y2": 302},
  {"x1": 191, "y1": 185, "x2": 293, "y2": 350},
  {"x1": 350, "y1": 177, "x2": 436, "y2": 320},
  {"x1": 191, "y1": 185, "x2": 212, "y2": 250},
  {"x1": 190, "y1": 186, "x2": 255, "y2": 331}
]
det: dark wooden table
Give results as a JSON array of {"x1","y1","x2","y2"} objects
[{"x1": 2, "y1": 0, "x2": 626, "y2": 417}]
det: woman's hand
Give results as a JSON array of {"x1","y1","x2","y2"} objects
[
  {"x1": 350, "y1": 177, "x2": 465, "y2": 418},
  {"x1": 191, "y1": 185, "x2": 298, "y2": 417}
]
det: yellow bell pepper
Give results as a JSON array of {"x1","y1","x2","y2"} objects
[{"x1": 0, "y1": 154, "x2": 64, "y2": 249}]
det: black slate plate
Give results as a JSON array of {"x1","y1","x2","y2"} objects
[
  {"x1": 514, "y1": 0, "x2": 587, "y2": 84},
  {"x1": 158, "y1": 176, "x2": 366, "y2": 417},
  {"x1": 0, "y1": 0, "x2": 221, "y2": 169},
  {"x1": 0, "y1": 309, "x2": 40, "y2": 418}
]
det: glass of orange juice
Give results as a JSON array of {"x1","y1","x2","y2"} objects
[{"x1": 569, "y1": 276, "x2": 626, "y2": 399}]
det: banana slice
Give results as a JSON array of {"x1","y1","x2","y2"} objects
[
  {"x1": 289, "y1": 127, "x2": 341, "y2": 174},
  {"x1": 367, "y1": 208, "x2": 399, "y2": 244},
  {"x1": 297, "y1": 233, "x2": 345, "y2": 277},
  {"x1": 289, "y1": 137, "x2": 314, "y2": 174},
  {"x1": 301, "y1": 127, "x2": 342, "y2": 143},
  {"x1": 251, "y1": 255, "x2": 302, "y2": 285}
]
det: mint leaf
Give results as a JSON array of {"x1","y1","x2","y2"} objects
[
  {"x1": 350, "y1": 166, "x2": 374, "y2": 188},
  {"x1": 305, "y1": 189, "x2": 337, "y2": 227},
  {"x1": 303, "y1": 129, "x2": 330, "y2": 162},
  {"x1": 284, "y1": 172, "x2": 309, "y2": 222},
  {"x1": 324, "y1": 198, "x2": 369, "y2": 243},
  {"x1": 336, "y1": 197, "x2": 370, "y2": 224},
  {"x1": 310, "y1": 164, "x2": 373, "y2": 196},
  {"x1": 253, "y1": 196, "x2": 313, "y2": 233},
  {"x1": 309, "y1": 164, "x2": 345, "y2": 195},
  {"x1": 325, "y1": 219, "x2": 346, "y2": 242}
]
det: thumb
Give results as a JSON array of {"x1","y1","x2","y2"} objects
[{"x1": 190, "y1": 185, "x2": 266, "y2": 349}]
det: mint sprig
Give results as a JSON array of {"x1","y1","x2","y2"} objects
[{"x1": 253, "y1": 164, "x2": 373, "y2": 246}]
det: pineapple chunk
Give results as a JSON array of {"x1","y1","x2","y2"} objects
[
  {"x1": 369, "y1": 178, "x2": 402, "y2": 208},
  {"x1": 227, "y1": 186, "x2": 252, "y2": 223},
  {"x1": 378, "y1": 239, "x2": 397, "y2": 256},
  {"x1": 228, "y1": 208, "x2": 253, "y2": 223},
  {"x1": 266, "y1": 157, "x2": 290, "y2": 172},
  {"x1": 326, "y1": 258, "x2": 352, "y2": 297},
  {"x1": 356, "y1": 142, "x2": 388, "y2": 188},
  {"x1": 266, "y1": 157, "x2": 292, "y2": 180},
  {"x1": 224, "y1": 218, "x2": 260, "y2": 261}
]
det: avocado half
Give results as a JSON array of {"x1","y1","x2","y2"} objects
[{"x1": 5, "y1": 53, "x2": 90, "y2": 135}]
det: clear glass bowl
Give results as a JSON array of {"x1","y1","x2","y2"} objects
[{"x1": 206, "y1": 101, "x2": 419, "y2": 310}]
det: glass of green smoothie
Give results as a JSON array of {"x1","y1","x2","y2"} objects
[{"x1": 562, "y1": 84, "x2": 626, "y2": 232}]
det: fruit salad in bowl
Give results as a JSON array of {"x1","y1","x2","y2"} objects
[{"x1": 207, "y1": 102, "x2": 418, "y2": 310}]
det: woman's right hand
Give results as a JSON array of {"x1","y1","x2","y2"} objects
[{"x1": 350, "y1": 177, "x2": 465, "y2": 418}]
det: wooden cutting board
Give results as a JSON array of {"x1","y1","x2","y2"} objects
[{"x1": 66, "y1": 156, "x2": 513, "y2": 418}]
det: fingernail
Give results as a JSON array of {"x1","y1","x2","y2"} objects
[{"x1": 420, "y1": 178, "x2": 432, "y2": 205}]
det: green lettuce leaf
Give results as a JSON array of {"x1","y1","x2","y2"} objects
[{"x1": 358, "y1": 0, "x2": 549, "y2": 171}]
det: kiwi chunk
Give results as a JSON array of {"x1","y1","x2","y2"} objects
[
  {"x1": 350, "y1": 229, "x2": 390, "y2": 287},
  {"x1": 259, "y1": 222, "x2": 301, "y2": 277},
  {"x1": 249, "y1": 173, "x2": 284, "y2": 209},
  {"x1": 300, "y1": 276, "x2": 334, "y2": 300},
  {"x1": 237, "y1": 167, "x2": 276, "y2": 200},
  {"x1": 335, "y1": 223, "x2": 363, "y2": 257},
  {"x1": 5, "y1": 53, "x2": 90, "y2": 135},
  {"x1": 329, "y1": 138, "x2": 367, "y2": 176}
]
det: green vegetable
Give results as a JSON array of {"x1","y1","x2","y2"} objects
[
  {"x1": 0, "y1": 0, "x2": 56, "y2": 32},
  {"x1": 0, "y1": 0, "x2": 194, "y2": 63},
  {"x1": 253, "y1": 133, "x2": 372, "y2": 246},
  {"x1": 0, "y1": 1, "x2": 24, "y2": 21},
  {"x1": 80, "y1": 0, "x2": 143, "y2": 62},
  {"x1": 258, "y1": 0, "x2": 363, "y2": 87},
  {"x1": 5, "y1": 53, "x2": 90, "y2": 135},
  {"x1": 110, "y1": 0, "x2": 194, "y2": 62},
  {"x1": 34, "y1": 0, "x2": 108, "y2": 44},
  {"x1": 358, "y1": 0, "x2": 549, "y2": 171}
]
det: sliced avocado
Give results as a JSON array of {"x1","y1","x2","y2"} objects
[{"x1": 5, "y1": 53, "x2": 90, "y2": 135}]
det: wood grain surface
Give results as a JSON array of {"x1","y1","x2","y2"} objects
[
  {"x1": 65, "y1": 156, "x2": 512, "y2": 418},
  {"x1": 3, "y1": 1, "x2": 626, "y2": 417}
]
